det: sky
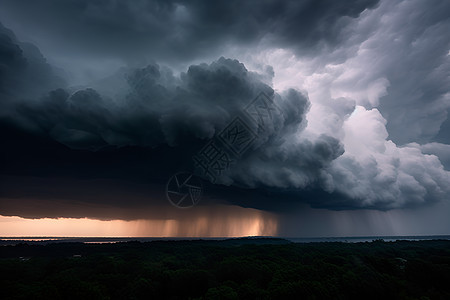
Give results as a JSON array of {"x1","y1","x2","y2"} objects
[{"x1": 0, "y1": 0, "x2": 449, "y2": 237}]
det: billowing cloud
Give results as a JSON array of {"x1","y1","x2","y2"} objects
[
  {"x1": 256, "y1": 0, "x2": 450, "y2": 145},
  {"x1": 10, "y1": 57, "x2": 274, "y2": 149},
  {"x1": 331, "y1": 0, "x2": 450, "y2": 145},
  {"x1": 325, "y1": 107, "x2": 450, "y2": 209}
]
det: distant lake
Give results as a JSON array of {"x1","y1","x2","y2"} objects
[
  {"x1": 286, "y1": 235, "x2": 450, "y2": 243},
  {"x1": 1, "y1": 235, "x2": 450, "y2": 246}
]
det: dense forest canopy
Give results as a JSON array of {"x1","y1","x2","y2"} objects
[{"x1": 1, "y1": 239, "x2": 450, "y2": 299}]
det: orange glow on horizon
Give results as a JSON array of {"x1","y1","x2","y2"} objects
[{"x1": 0, "y1": 206, "x2": 278, "y2": 237}]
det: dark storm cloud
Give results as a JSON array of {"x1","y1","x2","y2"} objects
[
  {"x1": 11, "y1": 57, "x2": 273, "y2": 149},
  {"x1": 0, "y1": 30, "x2": 348, "y2": 217},
  {"x1": 7, "y1": 54, "x2": 347, "y2": 195},
  {"x1": 0, "y1": 22, "x2": 65, "y2": 105},
  {"x1": 0, "y1": 0, "x2": 379, "y2": 63}
]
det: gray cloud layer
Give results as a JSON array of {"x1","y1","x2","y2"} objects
[{"x1": 0, "y1": 0, "x2": 379, "y2": 63}]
